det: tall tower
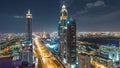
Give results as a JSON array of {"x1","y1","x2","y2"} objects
[
  {"x1": 20, "y1": 9, "x2": 34, "y2": 67},
  {"x1": 58, "y1": 4, "x2": 77, "y2": 68},
  {"x1": 26, "y1": 9, "x2": 32, "y2": 42},
  {"x1": 41, "y1": 32, "x2": 47, "y2": 39},
  {"x1": 58, "y1": 4, "x2": 68, "y2": 64},
  {"x1": 67, "y1": 19, "x2": 76, "y2": 68},
  {"x1": 60, "y1": 4, "x2": 68, "y2": 20}
]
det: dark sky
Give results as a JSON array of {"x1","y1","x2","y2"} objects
[{"x1": 0, "y1": 0, "x2": 120, "y2": 33}]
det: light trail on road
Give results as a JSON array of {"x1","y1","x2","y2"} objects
[{"x1": 34, "y1": 35, "x2": 65, "y2": 68}]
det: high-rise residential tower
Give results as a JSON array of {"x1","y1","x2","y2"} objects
[
  {"x1": 20, "y1": 9, "x2": 34, "y2": 67},
  {"x1": 67, "y1": 19, "x2": 76, "y2": 68},
  {"x1": 26, "y1": 9, "x2": 32, "y2": 42},
  {"x1": 58, "y1": 4, "x2": 68, "y2": 64},
  {"x1": 58, "y1": 4, "x2": 76, "y2": 68}
]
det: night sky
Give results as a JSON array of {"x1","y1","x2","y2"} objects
[{"x1": 0, "y1": 0, "x2": 120, "y2": 33}]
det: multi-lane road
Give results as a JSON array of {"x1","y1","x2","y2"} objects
[
  {"x1": 34, "y1": 35, "x2": 65, "y2": 68},
  {"x1": 0, "y1": 35, "x2": 65, "y2": 68}
]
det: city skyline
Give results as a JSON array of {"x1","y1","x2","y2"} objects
[{"x1": 0, "y1": 0, "x2": 120, "y2": 33}]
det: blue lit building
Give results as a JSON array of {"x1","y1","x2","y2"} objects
[
  {"x1": 58, "y1": 4, "x2": 76, "y2": 68},
  {"x1": 99, "y1": 45, "x2": 119, "y2": 64}
]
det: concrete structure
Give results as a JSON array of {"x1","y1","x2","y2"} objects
[{"x1": 78, "y1": 53, "x2": 94, "y2": 68}]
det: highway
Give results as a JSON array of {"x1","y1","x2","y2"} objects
[
  {"x1": 34, "y1": 35, "x2": 65, "y2": 68},
  {"x1": 0, "y1": 35, "x2": 65, "y2": 68},
  {"x1": 91, "y1": 60, "x2": 107, "y2": 68}
]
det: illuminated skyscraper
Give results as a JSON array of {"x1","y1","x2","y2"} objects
[
  {"x1": 26, "y1": 9, "x2": 32, "y2": 42},
  {"x1": 60, "y1": 4, "x2": 68, "y2": 20},
  {"x1": 67, "y1": 19, "x2": 76, "y2": 68},
  {"x1": 20, "y1": 9, "x2": 34, "y2": 67},
  {"x1": 58, "y1": 4, "x2": 76, "y2": 68},
  {"x1": 58, "y1": 4, "x2": 68, "y2": 64},
  {"x1": 41, "y1": 32, "x2": 47, "y2": 39}
]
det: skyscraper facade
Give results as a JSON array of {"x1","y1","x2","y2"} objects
[
  {"x1": 41, "y1": 32, "x2": 47, "y2": 39},
  {"x1": 58, "y1": 4, "x2": 68, "y2": 64},
  {"x1": 78, "y1": 53, "x2": 95, "y2": 68},
  {"x1": 26, "y1": 9, "x2": 32, "y2": 42},
  {"x1": 20, "y1": 10, "x2": 34, "y2": 66},
  {"x1": 58, "y1": 4, "x2": 76, "y2": 68},
  {"x1": 67, "y1": 19, "x2": 76, "y2": 68}
]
